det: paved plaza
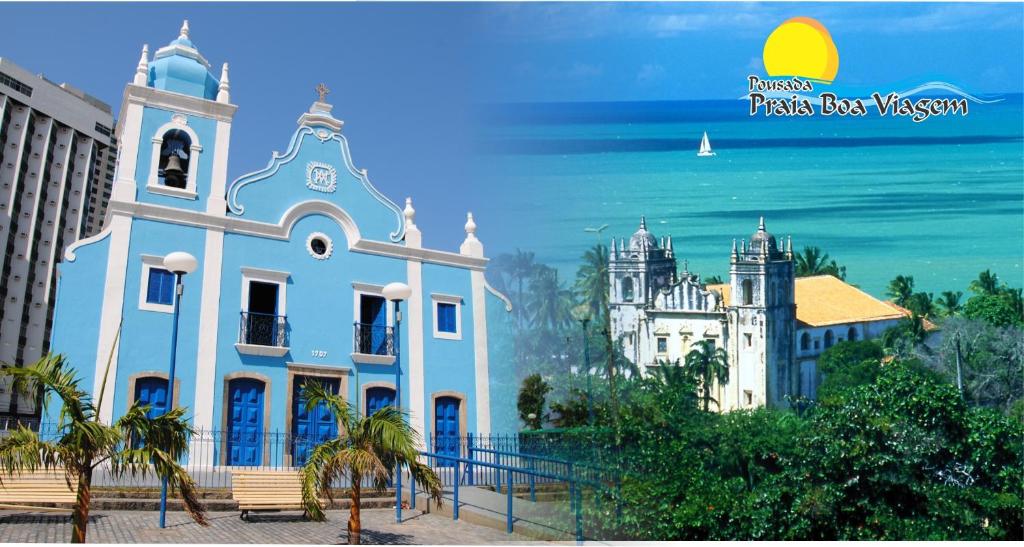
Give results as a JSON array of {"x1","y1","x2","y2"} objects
[{"x1": 0, "y1": 508, "x2": 535, "y2": 544}]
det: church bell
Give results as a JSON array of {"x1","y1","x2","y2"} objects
[{"x1": 163, "y1": 153, "x2": 187, "y2": 188}]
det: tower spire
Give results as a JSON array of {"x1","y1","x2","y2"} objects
[
  {"x1": 179, "y1": 19, "x2": 190, "y2": 40},
  {"x1": 216, "y1": 63, "x2": 231, "y2": 103},
  {"x1": 133, "y1": 44, "x2": 149, "y2": 86},
  {"x1": 640, "y1": 216, "x2": 647, "y2": 230},
  {"x1": 758, "y1": 215, "x2": 766, "y2": 232}
]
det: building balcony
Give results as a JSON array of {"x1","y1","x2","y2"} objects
[
  {"x1": 235, "y1": 311, "x2": 289, "y2": 357},
  {"x1": 351, "y1": 322, "x2": 395, "y2": 365}
]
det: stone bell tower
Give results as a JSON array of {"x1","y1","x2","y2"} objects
[
  {"x1": 608, "y1": 217, "x2": 677, "y2": 365},
  {"x1": 726, "y1": 217, "x2": 796, "y2": 410}
]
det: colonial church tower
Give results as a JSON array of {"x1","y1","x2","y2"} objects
[
  {"x1": 726, "y1": 217, "x2": 796, "y2": 410},
  {"x1": 608, "y1": 217, "x2": 677, "y2": 364}
]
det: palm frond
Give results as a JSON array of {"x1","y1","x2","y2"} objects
[
  {"x1": 406, "y1": 458, "x2": 444, "y2": 507},
  {"x1": 4, "y1": 355, "x2": 91, "y2": 424},
  {"x1": 299, "y1": 380, "x2": 355, "y2": 434},
  {"x1": 0, "y1": 426, "x2": 66, "y2": 483},
  {"x1": 110, "y1": 446, "x2": 208, "y2": 526},
  {"x1": 300, "y1": 437, "x2": 346, "y2": 521}
]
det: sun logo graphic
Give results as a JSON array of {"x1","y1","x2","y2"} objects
[{"x1": 762, "y1": 17, "x2": 839, "y2": 84}]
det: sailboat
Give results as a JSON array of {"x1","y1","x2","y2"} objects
[{"x1": 697, "y1": 131, "x2": 716, "y2": 157}]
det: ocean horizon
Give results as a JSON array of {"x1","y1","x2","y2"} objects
[{"x1": 475, "y1": 96, "x2": 1024, "y2": 298}]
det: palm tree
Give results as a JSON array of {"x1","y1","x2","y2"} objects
[
  {"x1": 886, "y1": 275, "x2": 915, "y2": 307},
  {"x1": 937, "y1": 290, "x2": 963, "y2": 316},
  {"x1": 527, "y1": 266, "x2": 574, "y2": 332},
  {"x1": 969, "y1": 269, "x2": 1000, "y2": 296},
  {"x1": 574, "y1": 244, "x2": 609, "y2": 327},
  {"x1": 509, "y1": 249, "x2": 538, "y2": 327},
  {"x1": 0, "y1": 355, "x2": 207, "y2": 543},
  {"x1": 683, "y1": 340, "x2": 730, "y2": 412},
  {"x1": 299, "y1": 381, "x2": 442, "y2": 545},
  {"x1": 795, "y1": 246, "x2": 847, "y2": 280}
]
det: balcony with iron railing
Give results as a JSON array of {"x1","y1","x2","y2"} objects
[
  {"x1": 235, "y1": 311, "x2": 289, "y2": 357},
  {"x1": 351, "y1": 322, "x2": 395, "y2": 365}
]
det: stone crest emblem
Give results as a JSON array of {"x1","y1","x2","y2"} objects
[{"x1": 305, "y1": 161, "x2": 337, "y2": 193}]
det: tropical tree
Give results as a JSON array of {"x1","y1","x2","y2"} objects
[
  {"x1": 795, "y1": 246, "x2": 846, "y2": 280},
  {"x1": 517, "y1": 373, "x2": 551, "y2": 430},
  {"x1": 704, "y1": 275, "x2": 725, "y2": 285},
  {"x1": 575, "y1": 244, "x2": 609, "y2": 327},
  {"x1": 886, "y1": 274, "x2": 916, "y2": 307},
  {"x1": 938, "y1": 290, "x2": 963, "y2": 317},
  {"x1": 299, "y1": 381, "x2": 442, "y2": 545},
  {"x1": 906, "y1": 291, "x2": 936, "y2": 318},
  {"x1": 683, "y1": 340, "x2": 730, "y2": 412},
  {"x1": 527, "y1": 266, "x2": 574, "y2": 332},
  {"x1": 0, "y1": 355, "x2": 207, "y2": 543},
  {"x1": 969, "y1": 269, "x2": 1000, "y2": 296}
]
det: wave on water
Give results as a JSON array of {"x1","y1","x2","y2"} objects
[{"x1": 740, "y1": 81, "x2": 1005, "y2": 105}]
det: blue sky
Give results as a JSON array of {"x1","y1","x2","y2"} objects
[
  {"x1": 1, "y1": 2, "x2": 1021, "y2": 250},
  {"x1": 474, "y1": 2, "x2": 1024, "y2": 102}
]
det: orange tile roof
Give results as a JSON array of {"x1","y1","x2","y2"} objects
[{"x1": 706, "y1": 275, "x2": 910, "y2": 327}]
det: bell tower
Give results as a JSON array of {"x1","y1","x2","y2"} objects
[
  {"x1": 726, "y1": 217, "x2": 796, "y2": 410},
  {"x1": 111, "y1": 20, "x2": 236, "y2": 216},
  {"x1": 608, "y1": 217, "x2": 677, "y2": 366}
]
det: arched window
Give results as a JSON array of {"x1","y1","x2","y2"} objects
[
  {"x1": 824, "y1": 330, "x2": 834, "y2": 349},
  {"x1": 848, "y1": 327, "x2": 857, "y2": 341},
  {"x1": 742, "y1": 279, "x2": 753, "y2": 305},
  {"x1": 158, "y1": 129, "x2": 191, "y2": 189},
  {"x1": 800, "y1": 332, "x2": 810, "y2": 351},
  {"x1": 622, "y1": 277, "x2": 634, "y2": 302}
]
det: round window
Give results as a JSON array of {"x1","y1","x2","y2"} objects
[
  {"x1": 310, "y1": 238, "x2": 327, "y2": 256},
  {"x1": 306, "y1": 232, "x2": 333, "y2": 260}
]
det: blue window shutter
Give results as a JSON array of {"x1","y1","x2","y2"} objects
[
  {"x1": 147, "y1": 268, "x2": 175, "y2": 305},
  {"x1": 147, "y1": 269, "x2": 161, "y2": 303},
  {"x1": 438, "y1": 303, "x2": 456, "y2": 333}
]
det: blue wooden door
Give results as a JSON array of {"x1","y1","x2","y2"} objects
[
  {"x1": 292, "y1": 376, "x2": 340, "y2": 466},
  {"x1": 365, "y1": 386, "x2": 395, "y2": 417},
  {"x1": 360, "y1": 295, "x2": 387, "y2": 354},
  {"x1": 227, "y1": 378, "x2": 265, "y2": 466},
  {"x1": 134, "y1": 377, "x2": 169, "y2": 419},
  {"x1": 434, "y1": 397, "x2": 460, "y2": 467}
]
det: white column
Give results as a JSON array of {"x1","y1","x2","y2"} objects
[
  {"x1": 192, "y1": 227, "x2": 223, "y2": 430},
  {"x1": 470, "y1": 269, "x2": 491, "y2": 435},
  {"x1": 94, "y1": 212, "x2": 133, "y2": 423}
]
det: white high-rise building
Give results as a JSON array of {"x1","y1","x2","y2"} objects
[{"x1": 0, "y1": 58, "x2": 118, "y2": 418}]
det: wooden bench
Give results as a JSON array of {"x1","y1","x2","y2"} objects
[
  {"x1": 0, "y1": 469, "x2": 78, "y2": 512},
  {"x1": 231, "y1": 470, "x2": 315, "y2": 521}
]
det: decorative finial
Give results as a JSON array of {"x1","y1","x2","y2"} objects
[
  {"x1": 731, "y1": 238, "x2": 738, "y2": 256},
  {"x1": 758, "y1": 216, "x2": 765, "y2": 231},
  {"x1": 741, "y1": 239, "x2": 746, "y2": 253},
  {"x1": 786, "y1": 235, "x2": 793, "y2": 253},
  {"x1": 640, "y1": 216, "x2": 647, "y2": 230},
  {"x1": 465, "y1": 212, "x2": 477, "y2": 237},
  {"x1": 315, "y1": 83, "x2": 330, "y2": 102},
  {"x1": 216, "y1": 63, "x2": 230, "y2": 103},
  {"x1": 404, "y1": 197, "x2": 416, "y2": 226},
  {"x1": 179, "y1": 20, "x2": 190, "y2": 40},
  {"x1": 133, "y1": 44, "x2": 149, "y2": 86}
]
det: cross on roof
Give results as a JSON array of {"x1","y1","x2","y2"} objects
[{"x1": 315, "y1": 83, "x2": 330, "y2": 102}]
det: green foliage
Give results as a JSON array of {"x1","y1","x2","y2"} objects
[
  {"x1": 906, "y1": 291, "x2": 936, "y2": 317},
  {"x1": 795, "y1": 246, "x2": 847, "y2": 280},
  {"x1": 938, "y1": 290, "x2": 963, "y2": 316},
  {"x1": 887, "y1": 274, "x2": 915, "y2": 307},
  {"x1": 704, "y1": 274, "x2": 724, "y2": 285},
  {"x1": 963, "y1": 293, "x2": 1024, "y2": 327},
  {"x1": 815, "y1": 340, "x2": 884, "y2": 401},
  {"x1": 575, "y1": 244, "x2": 610, "y2": 328},
  {"x1": 517, "y1": 373, "x2": 551, "y2": 430},
  {"x1": 549, "y1": 359, "x2": 1022, "y2": 541}
]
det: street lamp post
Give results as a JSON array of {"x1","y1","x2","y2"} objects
[
  {"x1": 159, "y1": 251, "x2": 198, "y2": 529},
  {"x1": 382, "y1": 281, "x2": 412, "y2": 524}
]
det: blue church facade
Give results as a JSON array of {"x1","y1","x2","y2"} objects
[{"x1": 50, "y1": 22, "x2": 512, "y2": 466}]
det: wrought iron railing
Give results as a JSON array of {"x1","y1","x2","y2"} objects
[
  {"x1": 353, "y1": 322, "x2": 394, "y2": 356},
  {"x1": 238, "y1": 311, "x2": 288, "y2": 347}
]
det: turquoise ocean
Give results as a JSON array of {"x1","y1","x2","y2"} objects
[{"x1": 475, "y1": 96, "x2": 1024, "y2": 298}]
